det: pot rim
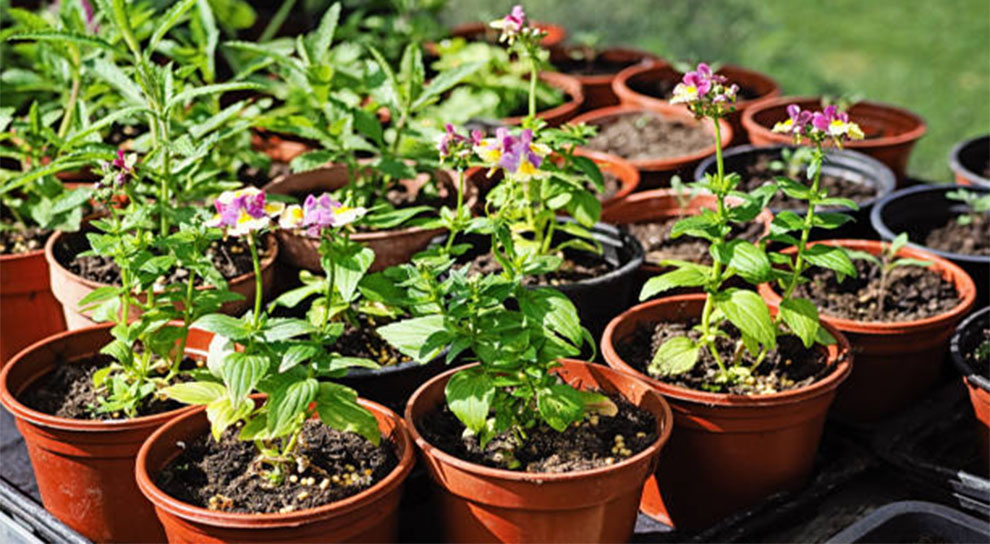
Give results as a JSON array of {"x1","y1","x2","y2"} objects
[
  {"x1": 0, "y1": 323, "x2": 206, "y2": 431},
  {"x1": 612, "y1": 62, "x2": 781, "y2": 111},
  {"x1": 570, "y1": 105, "x2": 733, "y2": 171},
  {"x1": 870, "y1": 183, "x2": 990, "y2": 265},
  {"x1": 550, "y1": 46, "x2": 663, "y2": 86},
  {"x1": 134, "y1": 396, "x2": 415, "y2": 528},
  {"x1": 500, "y1": 71, "x2": 585, "y2": 126},
  {"x1": 600, "y1": 293, "x2": 853, "y2": 407},
  {"x1": 948, "y1": 134, "x2": 990, "y2": 187},
  {"x1": 741, "y1": 95, "x2": 927, "y2": 149},
  {"x1": 44, "y1": 230, "x2": 279, "y2": 293},
  {"x1": 403, "y1": 360, "x2": 673, "y2": 482},
  {"x1": 572, "y1": 148, "x2": 641, "y2": 210},
  {"x1": 557, "y1": 220, "x2": 645, "y2": 291},
  {"x1": 0, "y1": 245, "x2": 45, "y2": 263},
  {"x1": 759, "y1": 239, "x2": 978, "y2": 332},
  {"x1": 950, "y1": 306, "x2": 990, "y2": 392},
  {"x1": 693, "y1": 143, "x2": 897, "y2": 213},
  {"x1": 448, "y1": 20, "x2": 566, "y2": 47}
]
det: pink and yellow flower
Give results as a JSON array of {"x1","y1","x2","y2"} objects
[
  {"x1": 207, "y1": 187, "x2": 284, "y2": 236},
  {"x1": 490, "y1": 5, "x2": 527, "y2": 44},
  {"x1": 280, "y1": 193, "x2": 367, "y2": 237},
  {"x1": 474, "y1": 128, "x2": 549, "y2": 179}
]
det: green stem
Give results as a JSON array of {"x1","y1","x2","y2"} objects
[
  {"x1": 699, "y1": 116, "x2": 728, "y2": 378},
  {"x1": 170, "y1": 271, "x2": 197, "y2": 376},
  {"x1": 260, "y1": 0, "x2": 298, "y2": 42},
  {"x1": 57, "y1": 49, "x2": 81, "y2": 140},
  {"x1": 321, "y1": 232, "x2": 337, "y2": 332},
  {"x1": 248, "y1": 232, "x2": 263, "y2": 328},
  {"x1": 777, "y1": 146, "x2": 825, "y2": 308},
  {"x1": 528, "y1": 59, "x2": 538, "y2": 119},
  {"x1": 158, "y1": 118, "x2": 171, "y2": 238},
  {"x1": 445, "y1": 170, "x2": 466, "y2": 252}
]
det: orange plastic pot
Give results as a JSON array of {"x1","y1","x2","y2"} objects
[
  {"x1": 613, "y1": 63, "x2": 780, "y2": 142},
  {"x1": 758, "y1": 240, "x2": 977, "y2": 421},
  {"x1": 250, "y1": 127, "x2": 317, "y2": 164},
  {"x1": 0, "y1": 245, "x2": 66, "y2": 366},
  {"x1": 405, "y1": 360, "x2": 673, "y2": 543},
  {"x1": 571, "y1": 105, "x2": 733, "y2": 189},
  {"x1": 549, "y1": 47, "x2": 662, "y2": 111},
  {"x1": 135, "y1": 397, "x2": 415, "y2": 543},
  {"x1": 950, "y1": 306, "x2": 990, "y2": 464},
  {"x1": 742, "y1": 96, "x2": 926, "y2": 181},
  {"x1": 45, "y1": 230, "x2": 277, "y2": 330},
  {"x1": 264, "y1": 164, "x2": 475, "y2": 272},
  {"x1": 601, "y1": 294, "x2": 852, "y2": 530},
  {"x1": 500, "y1": 71, "x2": 584, "y2": 127},
  {"x1": 0, "y1": 324, "x2": 213, "y2": 542},
  {"x1": 573, "y1": 148, "x2": 640, "y2": 211},
  {"x1": 449, "y1": 20, "x2": 566, "y2": 49}
]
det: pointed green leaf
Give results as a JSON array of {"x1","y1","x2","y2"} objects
[{"x1": 648, "y1": 336, "x2": 699, "y2": 376}]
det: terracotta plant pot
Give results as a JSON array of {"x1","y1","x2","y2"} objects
[
  {"x1": 449, "y1": 20, "x2": 566, "y2": 49},
  {"x1": 950, "y1": 306, "x2": 990, "y2": 464},
  {"x1": 135, "y1": 396, "x2": 415, "y2": 543},
  {"x1": 264, "y1": 164, "x2": 475, "y2": 273},
  {"x1": 695, "y1": 144, "x2": 897, "y2": 240},
  {"x1": 742, "y1": 96, "x2": 926, "y2": 181},
  {"x1": 0, "y1": 244, "x2": 67, "y2": 366},
  {"x1": 948, "y1": 135, "x2": 990, "y2": 188},
  {"x1": 758, "y1": 239, "x2": 977, "y2": 421},
  {"x1": 0, "y1": 324, "x2": 214, "y2": 542},
  {"x1": 405, "y1": 360, "x2": 673, "y2": 543},
  {"x1": 600, "y1": 294, "x2": 852, "y2": 529},
  {"x1": 250, "y1": 127, "x2": 317, "y2": 164},
  {"x1": 571, "y1": 105, "x2": 733, "y2": 188},
  {"x1": 574, "y1": 148, "x2": 640, "y2": 211},
  {"x1": 45, "y1": 230, "x2": 278, "y2": 330},
  {"x1": 613, "y1": 63, "x2": 780, "y2": 142},
  {"x1": 549, "y1": 47, "x2": 662, "y2": 111},
  {"x1": 500, "y1": 71, "x2": 585, "y2": 127},
  {"x1": 870, "y1": 184, "x2": 990, "y2": 305}
]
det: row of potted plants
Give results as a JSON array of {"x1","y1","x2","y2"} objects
[{"x1": 0, "y1": 2, "x2": 986, "y2": 543}]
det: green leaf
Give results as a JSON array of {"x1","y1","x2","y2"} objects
[
  {"x1": 5, "y1": 30, "x2": 116, "y2": 52},
  {"x1": 411, "y1": 61, "x2": 485, "y2": 111},
  {"x1": 648, "y1": 336, "x2": 699, "y2": 376},
  {"x1": 148, "y1": 0, "x2": 197, "y2": 53},
  {"x1": 262, "y1": 318, "x2": 317, "y2": 342},
  {"x1": 640, "y1": 266, "x2": 709, "y2": 300},
  {"x1": 163, "y1": 381, "x2": 227, "y2": 405},
  {"x1": 890, "y1": 258, "x2": 932, "y2": 269},
  {"x1": 537, "y1": 384, "x2": 584, "y2": 432},
  {"x1": 92, "y1": 58, "x2": 145, "y2": 106},
  {"x1": 804, "y1": 245, "x2": 857, "y2": 279},
  {"x1": 193, "y1": 313, "x2": 250, "y2": 340},
  {"x1": 572, "y1": 155, "x2": 604, "y2": 192},
  {"x1": 316, "y1": 382, "x2": 380, "y2": 445},
  {"x1": 377, "y1": 315, "x2": 446, "y2": 363},
  {"x1": 205, "y1": 397, "x2": 252, "y2": 440},
  {"x1": 334, "y1": 245, "x2": 375, "y2": 303},
  {"x1": 715, "y1": 289, "x2": 776, "y2": 350},
  {"x1": 167, "y1": 82, "x2": 263, "y2": 111},
  {"x1": 779, "y1": 297, "x2": 819, "y2": 348},
  {"x1": 222, "y1": 353, "x2": 268, "y2": 406},
  {"x1": 78, "y1": 286, "x2": 120, "y2": 307},
  {"x1": 280, "y1": 344, "x2": 320, "y2": 373},
  {"x1": 889, "y1": 232, "x2": 910, "y2": 256},
  {"x1": 445, "y1": 368, "x2": 494, "y2": 433},
  {"x1": 311, "y1": 2, "x2": 341, "y2": 57},
  {"x1": 725, "y1": 241, "x2": 772, "y2": 284},
  {"x1": 267, "y1": 378, "x2": 318, "y2": 436},
  {"x1": 518, "y1": 287, "x2": 583, "y2": 346},
  {"x1": 811, "y1": 212, "x2": 853, "y2": 230}
]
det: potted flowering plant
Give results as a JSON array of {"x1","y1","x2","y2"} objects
[
  {"x1": 135, "y1": 187, "x2": 415, "y2": 543},
  {"x1": 601, "y1": 66, "x2": 856, "y2": 529}
]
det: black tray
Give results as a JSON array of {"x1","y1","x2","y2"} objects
[{"x1": 825, "y1": 500, "x2": 990, "y2": 543}]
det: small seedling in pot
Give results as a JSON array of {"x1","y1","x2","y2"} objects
[
  {"x1": 945, "y1": 188, "x2": 990, "y2": 226},
  {"x1": 768, "y1": 146, "x2": 816, "y2": 181},
  {"x1": 845, "y1": 233, "x2": 932, "y2": 320}
]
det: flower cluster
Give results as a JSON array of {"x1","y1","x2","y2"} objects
[
  {"x1": 280, "y1": 193, "x2": 366, "y2": 237},
  {"x1": 773, "y1": 104, "x2": 865, "y2": 146},
  {"x1": 670, "y1": 63, "x2": 739, "y2": 118},
  {"x1": 489, "y1": 5, "x2": 543, "y2": 45},
  {"x1": 438, "y1": 123, "x2": 482, "y2": 168},
  {"x1": 207, "y1": 187, "x2": 285, "y2": 236},
  {"x1": 97, "y1": 149, "x2": 136, "y2": 189},
  {"x1": 474, "y1": 128, "x2": 550, "y2": 180}
]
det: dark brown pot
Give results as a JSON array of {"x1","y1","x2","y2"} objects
[
  {"x1": 0, "y1": 244, "x2": 66, "y2": 366},
  {"x1": 45, "y1": 230, "x2": 278, "y2": 330},
  {"x1": 571, "y1": 105, "x2": 733, "y2": 189},
  {"x1": 405, "y1": 360, "x2": 673, "y2": 543},
  {"x1": 613, "y1": 63, "x2": 780, "y2": 143},
  {"x1": 264, "y1": 164, "x2": 475, "y2": 272},
  {"x1": 0, "y1": 324, "x2": 213, "y2": 542},
  {"x1": 549, "y1": 47, "x2": 662, "y2": 111},
  {"x1": 250, "y1": 128, "x2": 318, "y2": 164},
  {"x1": 758, "y1": 240, "x2": 977, "y2": 421},
  {"x1": 601, "y1": 294, "x2": 852, "y2": 530},
  {"x1": 500, "y1": 71, "x2": 585, "y2": 127},
  {"x1": 135, "y1": 397, "x2": 415, "y2": 543},
  {"x1": 742, "y1": 96, "x2": 926, "y2": 181}
]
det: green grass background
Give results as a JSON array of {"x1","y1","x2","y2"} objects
[{"x1": 442, "y1": 0, "x2": 990, "y2": 181}]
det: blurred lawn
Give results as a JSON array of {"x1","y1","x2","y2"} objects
[{"x1": 443, "y1": 0, "x2": 990, "y2": 182}]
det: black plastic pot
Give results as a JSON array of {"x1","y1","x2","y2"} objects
[
  {"x1": 871, "y1": 184, "x2": 989, "y2": 305},
  {"x1": 695, "y1": 144, "x2": 896, "y2": 240},
  {"x1": 950, "y1": 306, "x2": 990, "y2": 464},
  {"x1": 825, "y1": 501, "x2": 990, "y2": 543},
  {"x1": 339, "y1": 356, "x2": 447, "y2": 414},
  {"x1": 949, "y1": 135, "x2": 990, "y2": 188}
]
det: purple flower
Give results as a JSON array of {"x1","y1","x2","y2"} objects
[
  {"x1": 772, "y1": 104, "x2": 813, "y2": 136},
  {"x1": 497, "y1": 129, "x2": 549, "y2": 178},
  {"x1": 207, "y1": 187, "x2": 284, "y2": 236},
  {"x1": 490, "y1": 4, "x2": 528, "y2": 44},
  {"x1": 80, "y1": 0, "x2": 98, "y2": 32},
  {"x1": 98, "y1": 149, "x2": 136, "y2": 188},
  {"x1": 280, "y1": 193, "x2": 366, "y2": 236}
]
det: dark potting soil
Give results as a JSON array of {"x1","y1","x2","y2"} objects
[
  {"x1": 0, "y1": 224, "x2": 51, "y2": 255},
  {"x1": 586, "y1": 112, "x2": 714, "y2": 162},
  {"x1": 794, "y1": 257, "x2": 960, "y2": 323},
  {"x1": 20, "y1": 355, "x2": 190, "y2": 420},
  {"x1": 968, "y1": 328, "x2": 990, "y2": 380},
  {"x1": 63, "y1": 235, "x2": 273, "y2": 287},
  {"x1": 627, "y1": 216, "x2": 765, "y2": 267},
  {"x1": 157, "y1": 419, "x2": 398, "y2": 514},
  {"x1": 467, "y1": 249, "x2": 614, "y2": 286},
  {"x1": 922, "y1": 213, "x2": 990, "y2": 256},
  {"x1": 419, "y1": 392, "x2": 657, "y2": 472},
  {"x1": 336, "y1": 316, "x2": 412, "y2": 367},
  {"x1": 616, "y1": 320, "x2": 832, "y2": 395},
  {"x1": 554, "y1": 55, "x2": 644, "y2": 77},
  {"x1": 628, "y1": 75, "x2": 762, "y2": 102},
  {"x1": 739, "y1": 153, "x2": 876, "y2": 210}
]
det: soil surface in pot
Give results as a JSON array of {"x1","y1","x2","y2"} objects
[
  {"x1": 968, "y1": 327, "x2": 990, "y2": 380},
  {"x1": 793, "y1": 258, "x2": 960, "y2": 322},
  {"x1": 922, "y1": 214, "x2": 990, "y2": 256},
  {"x1": 554, "y1": 55, "x2": 644, "y2": 77},
  {"x1": 20, "y1": 355, "x2": 191, "y2": 420},
  {"x1": 735, "y1": 153, "x2": 876, "y2": 210},
  {"x1": 627, "y1": 217, "x2": 764, "y2": 266},
  {"x1": 0, "y1": 224, "x2": 50, "y2": 255},
  {"x1": 468, "y1": 249, "x2": 613, "y2": 285},
  {"x1": 157, "y1": 419, "x2": 398, "y2": 514},
  {"x1": 62, "y1": 235, "x2": 273, "y2": 286},
  {"x1": 419, "y1": 392, "x2": 657, "y2": 472},
  {"x1": 585, "y1": 112, "x2": 714, "y2": 161},
  {"x1": 616, "y1": 320, "x2": 830, "y2": 395},
  {"x1": 337, "y1": 316, "x2": 412, "y2": 367},
  {"x1": 628, "y1": 75, "x2": 762, "y2": 102}
]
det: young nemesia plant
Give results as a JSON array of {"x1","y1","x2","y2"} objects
[
  {"x1": 638, "y1": 67, "x2": 863, "y2": 388},
  {"x1": 166, "y1": 188, "x2": 380, "y2": 485},
  {"x1": 844, "y1": 233, "x2": 932, "y2": 320},
  {"x1": 945, "y1": 188, "x2": 990, "y2": 226},
  {"x1": 489, "y1": 4, "x2": 547, "y2": 118}
]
